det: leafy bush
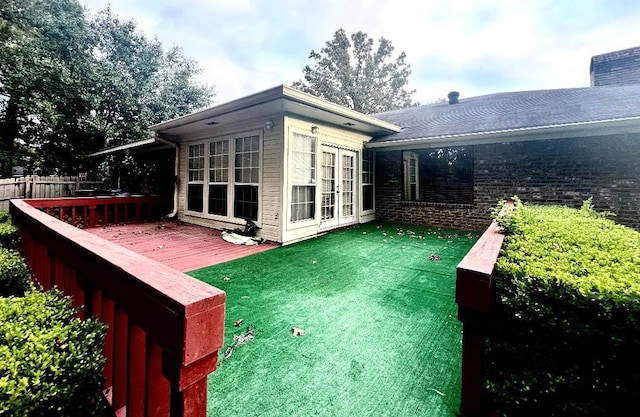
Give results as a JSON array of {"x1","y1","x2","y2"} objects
[
  {"x1": 0, "y1": 211, "x2": 17, "y2": 249},
  {"x1": 0, "y1": 248, "x2": 31, "y2": 297},
  {"x1": 485, "y1": 198, "x2": 640, "y2": 416},
  {"x1": 0, "y1": 290, "x2": 107, "y2": 417},
  {"x1": 0, "y1": 222, "x2": 18, "y2": 250}
]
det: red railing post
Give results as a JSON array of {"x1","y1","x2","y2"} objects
[
  {"x1": 455, "y1": 202, "x2": 511, "y2": 417},
  {"x1": 10, "y1": 198, "x2": 225, "y2": 417},
  {"x1": 89, "y1": 205, "x2": 97, "y2": 227}
]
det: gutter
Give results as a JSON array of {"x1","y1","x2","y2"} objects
[{"x1": 367, "y1": 115, "x2": 640, "y2": 150}]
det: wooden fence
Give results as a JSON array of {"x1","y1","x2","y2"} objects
[{"x1": 0, "y1": 176, "x2": 104, "y2": 211}]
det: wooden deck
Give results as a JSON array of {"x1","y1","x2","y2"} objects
[{"x1": 87, "y1": 221, "x2": 278, "y2": 272}]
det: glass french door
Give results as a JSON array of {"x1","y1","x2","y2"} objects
[{"x1": 320, "y1": 146, "x2": 356, "y2": 228}]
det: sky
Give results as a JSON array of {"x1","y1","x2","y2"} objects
[{"x1": 82, "y1": 0, "x2": 640, "y2": 105}]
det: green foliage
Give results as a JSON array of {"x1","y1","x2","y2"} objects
[
  {"x1": 0, "y1": 0, "x2": 214, "y2": 180},
  {"x1": 495, "y1": 198, "x2": 640, "y2": 301},
  {"x1": 292, "y1": 28, "x2": 418, "y2": 114},
  {"x1": 485, "y1": 199, "x2": 640, "y2": 416},
  {"x1": 0, "y1": 289, "x2": 107, "y2": 417},
  {"x1": 0, "y1": 211, "x2": 18, "y2": 249},
  {"x1": 0, "y1": 248, "x2": 30, "y2": 297},
  {"x1": 0, "y1": 211, "x2": 11, "y2": 224}
]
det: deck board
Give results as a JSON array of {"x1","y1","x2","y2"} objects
[{"x1": 87, "y1": 221, "x2": 278, "y2": 272}]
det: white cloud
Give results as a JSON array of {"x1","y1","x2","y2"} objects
[{"x1": 82, "y1": 0, "x2": 640, "y2": 104}]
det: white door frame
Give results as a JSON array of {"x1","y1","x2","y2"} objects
[{"x1": 319, "y1": 146, "x2": 357, "y2": 229}]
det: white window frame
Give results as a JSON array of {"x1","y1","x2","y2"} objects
[
  {"x1": 184, "y1": 131, "x2": 262, "y2": 224},
  {"x1": 403, "y1": 151, "x2": 419, "y2": 201},
  {"x1": 290, "y1": 132, "x2": 317, "y2": 224},
  {"x1": 361, "y1": 149, "x2": 375, "y2": 213},
  {"x1": 187, "y1": 143, "x2": 205, "y2": 212},
  {"x1": 207, "y1": 139, "x2": 229, "y2": 216},
  {"x1": 233, "y1": 134, "x2": 261, "y2": 221}
]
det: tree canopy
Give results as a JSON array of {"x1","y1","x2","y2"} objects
[
  {"x1": 292, "y1": 29, "x2": 418, "y2": 114},
  {"x1": 0, "y1": 0, "x2": 214, "y2": 180}
]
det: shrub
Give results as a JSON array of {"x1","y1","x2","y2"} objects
[
  {"x1": 0, "y1": 211, "x2": 10, "y2": 224},
  {"x1": 0, "y1": 248, "x2": 31, "y2": 297},
  {"x1": 0, "y1": 289, "x2": 107, "y2": 417},
  {"x1": 485, "y1": 198, "x2": 640, "y2": 416},
  {"x1": 0, "y1": 222, "x2": 18, "y2": 250}
]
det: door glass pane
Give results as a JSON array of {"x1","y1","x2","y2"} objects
[
  {"x1": 321, "y1": 151, "x2": 335, "y2": 220},
  {"x1": 342, "y1": 154, "x2": 354, "y2": 217}
]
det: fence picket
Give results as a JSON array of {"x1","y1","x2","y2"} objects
[{"x1": 0, "y1": 176, "x2": 104, "y2": 211}]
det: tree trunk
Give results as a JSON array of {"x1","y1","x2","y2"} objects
[{"x1": 1, "y1": 99, "x2": 19, "y2": 178}]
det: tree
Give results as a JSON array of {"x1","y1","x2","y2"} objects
[
  {"x1": 89, "y1": 8, "x2": 214, "y2": 190},
  {"x1": 292, "y1": 29, "x2": 418, "y2": 114},
  {"x1": 0, "y1": 0, "x2": 214, "y2": 180},
  {"x1": 0, "y1": 0, "x2": 94, "y2": 176}
]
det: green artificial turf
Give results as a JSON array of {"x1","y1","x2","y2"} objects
[{"x1": 188, "y1": 222, "x2": 479, "y2": 417}]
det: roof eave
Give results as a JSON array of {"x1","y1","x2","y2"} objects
[
  {"x1": 367, "y1": 116, "x2": 640, "y2": 151},
  {"x1": 150, "y1": 84, "x2": 402, "y2": 135},
  {"x1": 280, "y1": 86, "x2": 402, "y2": 133},
  {"x1": 88, "y1": 136, "x2": 177, "y2": 157}
]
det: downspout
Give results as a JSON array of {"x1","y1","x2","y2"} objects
[{"x1": 155, "y1": 135, "x2": 180, "y2": 218}]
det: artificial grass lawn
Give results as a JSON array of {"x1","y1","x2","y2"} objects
[{"x1": 188, "y1": 222, "x2": 479, "y2": 417}]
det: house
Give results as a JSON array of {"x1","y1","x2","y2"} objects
[
  {"x1": 148, "y1": 86, "x2": 400, "y2": 245},
  {"x1": 106, "y1": 46, "x2": 640, "y2": 243},
  {"x1": 370, "y1": 85, "x2": 640, "y2": 232}
]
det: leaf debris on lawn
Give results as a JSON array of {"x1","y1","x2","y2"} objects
[
  {"x1": 223, "y1": 325, "x2": 255, "y2": 362},
  {"x1": 233, "y1": 319, "x2": 243, "y2": 327},
  {"x1": 291, "y1": 327, "x2": 305, "y2": 337},
  {"x1": 429, "y1": 254, "x2": 442, "y2": 261}
]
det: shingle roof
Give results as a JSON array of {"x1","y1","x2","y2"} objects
[
  {"x1": 371, "y1": 85, "x2": 640, "y2": 144},
  {"x1": 590, "y1": 46, "x2": 640, "y2": 86}
]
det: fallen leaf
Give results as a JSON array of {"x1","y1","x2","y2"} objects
[
  {"x1": 234, "y1": 319, "x2": 243, "y2": 327},
  {"x1": 223, "y1": 276, "x2": 231, "y2": 281},
  {"x1": 291, "y1": 327, "x2": 305, "y2": 337},
  {"x1": 429, "y1": 254, "x2": 442, "y2": 261}
]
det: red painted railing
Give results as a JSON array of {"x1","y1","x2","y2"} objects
[
  {"x1": 25, "y1": 195, "x2": 169, "y2": 228},
  {"x1": 455, "y1": 202, "x2": 512, "y2": 417},
  {"x1": 10, "y1": 199, "x2": 226, "y2": 417}
]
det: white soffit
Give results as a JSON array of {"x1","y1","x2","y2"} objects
[{"x1": 150, "y1": 85, "x2": 401, "y2": 137}]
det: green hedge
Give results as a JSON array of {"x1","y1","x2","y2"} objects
[
  {"x1": 0, "y1": 248, "x2": 31, "y2": 297},
  {"x1": 485, "y1": 198, "x2": 640, "y2": 416},
  {"x1": 0, "y1": 211, "x2": 10, "y2": 224},
  {"x1": 0, "y1": 290, "x2": 107, "y2": 417},
  {"x1": 0, "y1": 212, "x2": 17, "y2": 250}
]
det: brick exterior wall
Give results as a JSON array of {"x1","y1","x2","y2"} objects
[{"x1": 375, "y1": 134, "x2": 640, "y2": 231}]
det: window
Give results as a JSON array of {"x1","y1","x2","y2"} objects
[
  {"x1": 234, "y1": 135, "x2": 260, "y2": 220},
  {"x1": 208, "y1": 140, "x2": 229, "y2": 216},
  {"x1": 290, "y1": 133, "x2": 316, "y2": 222},
  {"x1": 188, "y1": 144, "x2": 205, "y2": 212},
  {"x1": 186, "y1": 133, "x2": 261, "y2": 221},
  {"x1": 403, "y1": 151, "x2": 419, "y2": 201},
  {"x1": 423, "y1": 147, "x2": 474, "y2": 204},
  {"x1": 362, "y1": 149, "x2": 374, "y2": 211}
]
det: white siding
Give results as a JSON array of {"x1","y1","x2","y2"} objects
[
  {"x1": 281, "y1": 116, "x2": 373, "y2": 245},
  {"x1": 176, "y1": 113, "x2": 285, "y2": 243}
]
